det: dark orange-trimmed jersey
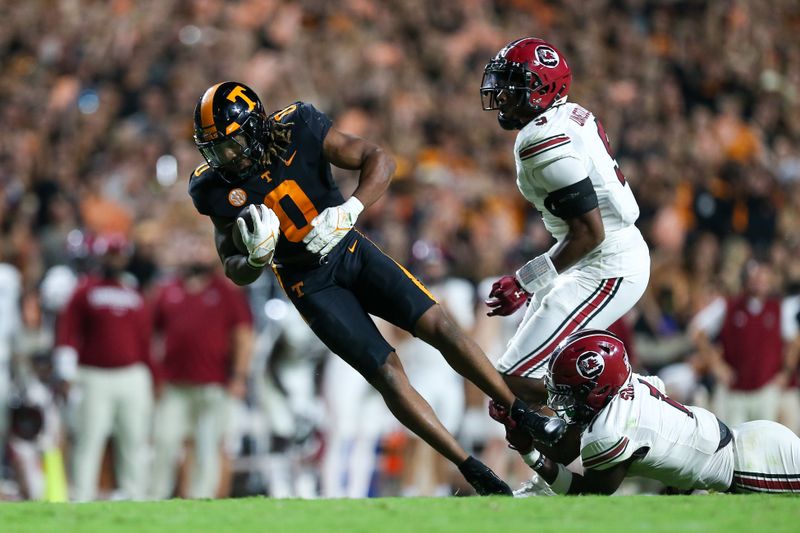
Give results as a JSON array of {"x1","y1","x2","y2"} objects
[{"x1": 189, "y1": 102, "x2": 345, "y2": 265}]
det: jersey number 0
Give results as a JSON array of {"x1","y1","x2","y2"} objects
[{"x1": 263, "y1": 180, "x2": 319, "y2": 242}]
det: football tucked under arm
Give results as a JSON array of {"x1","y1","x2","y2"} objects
[
  {"x1": 235, "y1": 204, "x2": 280, "y2": 267},
  {"x1": 230, "y1": 204, "x2": 268, "y2": 255},
  {"x1": 211, "y1": 210, "x2": 272, "y2": 286}
]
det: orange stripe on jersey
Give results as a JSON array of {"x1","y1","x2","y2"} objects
[
  {"x1": 355, "y1": 230, "x2": 438, "y2": 303},
  {"x1": 193, "y1": 163, "x2": 210, "y2": 177},
  {"x1": 200, "y1": 82, "x2": 224, "y2": 132},
  {"x1": 393, "y1": 259, "x2": 437, "y2": 303},
  {"x1": 271, "y1": 264, "x2": 286, "y2": 293}
]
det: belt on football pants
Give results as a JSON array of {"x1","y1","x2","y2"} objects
[
  {"x1": 716, "y1": 418, "x2": 733, "y2": 452},
  {"x1": 273, "y1": 253, "x2": 330, "y2": 269}
]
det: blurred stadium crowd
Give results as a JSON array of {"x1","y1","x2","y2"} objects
[{"x1": 2, "y1": 0, "x2": 800, "y2": 500}]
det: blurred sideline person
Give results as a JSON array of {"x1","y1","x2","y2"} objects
[
  {"x1": 467, "y1": 278, "x2": 532, "y2": 489},
  {"x1": 54, "y1": 233, "x2": 154, "y2": 501},
  {"x1": 779, "y1": 290, "x2": 800, "y2": 434},
  {"x1": 7, "y1": 290, "x2": 63, "y2": 501},
  {"x1": 395, "y1": 244, "x2": 466, "y2": 496},
  {"x1": 479, "y1": 38, "x2": 649, "y2": 464},
  {"x1": 258, "y1": 305, "x2": 327, "y2": 498},
  {"x1": 188, "y1": 82, "x2": 563, "y2": 495},
  {"x1": 149, "y1": 235, "x2": 253, "y2": 499},
  {"x1": 691, "y1": 260, "x2": 798, "y2": 425},
  {"x1": 0, "y1": 257, "x2": 22, "y2": 460},
  {"x1": 321, "y1": 349, "x2": 392, "y2": 498},
  {"x1": 519, "y1": 329, "x2": 800, "y2": 495}
]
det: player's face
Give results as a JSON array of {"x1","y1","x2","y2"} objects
[
  {"x1": 198, "y1": 134, "x2": 254, "y2": 174},
  {"x1": 481, "y1": 66, "x2": 530, "y2": 108},
  {"x1": 546, "y1": 376, "x2": 579, "y2": 424}
]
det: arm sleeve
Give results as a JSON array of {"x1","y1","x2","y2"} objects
[
  {"x1": 542, "y1": 176, "x2": 598, "y2": 219},
  {"x1": 581, "y1": 434, "x2": 633, "y2": 471}
]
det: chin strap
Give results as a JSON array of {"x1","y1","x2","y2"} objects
[
  {"x1": 499, "y1": 93, "x2": 570, "y2": 131},
  {"x1": 497, "y1": 112, "x2": 525, "y2": 130}
]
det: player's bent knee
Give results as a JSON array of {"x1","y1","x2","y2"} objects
[
  {"x1": 367, "y1": 352, "x2": 409, "y2": 395},
  {"x1": 413, "y1": 304, "x2": 459, "y2": 343}
]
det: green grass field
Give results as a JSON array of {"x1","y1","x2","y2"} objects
[{"x1": 1, "y1": 495, "x2": 799, "y2": 533}]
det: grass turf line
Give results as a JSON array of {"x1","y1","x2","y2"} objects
[{"x1": 1, "y1": 494, "x2": 798, "y2": 533}]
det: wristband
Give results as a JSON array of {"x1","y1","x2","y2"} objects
[
  {"x1": 515, "y1": 253, "x2": 558, "y2": 293},
  {"x1": 550, "y1": 463, "x2": 573, "y2": 494},
  {"x1": 247, "y1": 255, "x2": 268, "y2": 269},
  {"x1": 343, "y1": 196, "x2": 364, "y2": 219},
  {"x1": 522, "y1": 449, "x2": 546, "y2": 471}
]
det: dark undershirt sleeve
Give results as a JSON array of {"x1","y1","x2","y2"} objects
[{"x1": 544, "y1": 177, "x2": 598, "y2": 219}]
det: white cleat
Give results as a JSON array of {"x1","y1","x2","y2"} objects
[{"x1": 513, "y1": 472, "x2": 556, "y2": 497}]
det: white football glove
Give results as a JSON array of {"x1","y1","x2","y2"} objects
[
  {"x1": 236, "y1": 204, "x2": 280, "y2": 268},
  {"x1": 302, "y1": 197, "x2": 364, "y2": 255}
]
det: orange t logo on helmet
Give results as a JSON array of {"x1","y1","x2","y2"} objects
[{"x1": 226, "y1": 85, "x2": 256, "y2": 111}]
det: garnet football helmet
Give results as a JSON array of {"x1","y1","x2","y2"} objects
[
  {"x1": 545, "y1": 329, "x2": 631, "y2": 425},
  {"x1": 480, "y1": 37, "x2": 572, "y2": 130},
  {"x1": 193, "y1": 81, "x2": 269, "y2": 182}
]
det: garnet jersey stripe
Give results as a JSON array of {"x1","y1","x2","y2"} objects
[
  {"x1": 509, "y1": 277, "x2": 622, "y2": 377},
  {"x1": 519, "y1": 134, "x2": 571, "y2": 161},
  {"x1": 733, "y1": 471, "x2": 800, "y2": 493},
  {"x1": 583, "y1": 436, "x2": 630, "y2": 469},
  {"x1": 504, "y1": 278, "x2": 608, "y2": 375}
]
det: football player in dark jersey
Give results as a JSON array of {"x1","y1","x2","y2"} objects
[{"x1": 188, "y1": 82, "x2": 565, "y2": 495}]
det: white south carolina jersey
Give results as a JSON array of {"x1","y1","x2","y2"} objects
[
  {"x1": 580, "y1": 373, "x2": 734, "y2": 491},
  {"x1": 514, "y1": 102, "x2": 645, "y2": 277}
]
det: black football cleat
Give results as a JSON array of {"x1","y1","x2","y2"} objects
[
  {"x1": 458, "y1": 456, "x2": 513, "y2": 496},
  {"x1": 510, "y1": 399, "x2": 567, "y2": 445}
]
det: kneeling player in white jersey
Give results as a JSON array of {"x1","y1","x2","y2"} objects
[
  {"x1": 479, "y1": 38, "x2": 650, "y2": 437},
  {"x1": 518, "y1": 329, "x2": 800, "y2": 494}
]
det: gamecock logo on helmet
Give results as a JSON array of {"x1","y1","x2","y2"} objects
[
  {"x1": 576, "y1": 351, "x2": 605, "y2": 379},
  {"x1": 536, "y1": 45, "x2": 559, "y2": 68}
]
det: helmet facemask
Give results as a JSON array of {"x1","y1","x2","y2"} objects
[
  {"x1": 546, "y1": 374, "x2": 601, "y2": 427},
  {"x1": 194, "y1": 109, "x2": 269, "y2": 184},
  {"x1": 546, "y1": 375, "x2": 579, "y2": 425},
  {"x1": 481, "y1": 59, "x2": 543, "y2": 130}
]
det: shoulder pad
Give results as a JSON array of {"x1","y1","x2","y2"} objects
[
  {"x1": 191, "y1": 162, "x2": 213, "y2": 180},
  {"x1": 270, "y1": 101, "x2": 303, "y2": 123},
  {"x1": 272, "y1": 101, "x2": 332, "y2": 143},
  {"x1": 188, "y1": 163, "x2": 223, "y2": 216},
  {"x1": 516, "y1": 105, "x2": 580, "y2": 167},
  {"x1": 518, "y1": 133, "x2": 572, "y2": 164}
]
